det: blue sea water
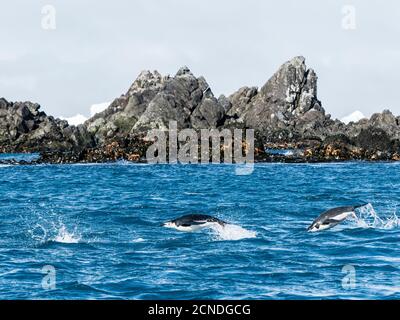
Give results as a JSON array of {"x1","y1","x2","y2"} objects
[{"x1": 0, "y1": 160, "x2": 399, "y2": 299}]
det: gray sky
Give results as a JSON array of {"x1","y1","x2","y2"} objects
[{"x1": 1, "y1": 0, "x2": 399, "y2": 119}]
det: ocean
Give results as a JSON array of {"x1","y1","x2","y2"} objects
[{"x1": 0, "y1": 158, "x2": 399, "y2": 299}]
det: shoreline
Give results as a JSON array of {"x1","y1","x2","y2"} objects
[{"x1": 1, "y1": 155, "x2": 399, "y2": 166}]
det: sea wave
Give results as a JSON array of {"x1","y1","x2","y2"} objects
[{"x1": 210, "y1": 223, "x2": 257, "y2": 241}]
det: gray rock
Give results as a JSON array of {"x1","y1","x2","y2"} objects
[
  {"x1": 190, "y1": 97, "x2": 225, "y2": 129},
  {"x1": 225, "y1": 56, "x2": 326, "y2": 141},
  {"x1": 0, "y1": 98, "x2": 93, "y2": 152},
  {"x1": 355, "y1": 127, "x2": 392, "y2": 152},
  {"x1": 87, "y1": 66, "x2": 229, "y2": 136},
  {"x1": 218, "y1": 95, "x2": 232, "y2": 113},
  {"x1": 2, "y1": 56, "x2": 400, "y2": 160}
]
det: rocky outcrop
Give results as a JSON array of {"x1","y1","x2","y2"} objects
[
  {"x1": 2, "y1": 56, "x2": 400, "y2": 163},
  {"x1": 85, "y1": 56, "x2": 330, "y2": 146},
  {"x1": 85, "y1": 66, "x2": 226, "y2": 145},
  {"x1": 0, "y1": 98, "x2": 93, "y2": 153},
  {"x1": 227, "y1": 56, "x2": 331, "y2": 141}
]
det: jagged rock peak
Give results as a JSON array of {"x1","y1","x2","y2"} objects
[
  {"x1": 262, "y1": 56, "x2": 308, "y2": 96},
  {"x1": 127, "y1": 70, "x2": 164, "y2": 95},
  {"x1": 175, "y1": 66, "x2": 193, "y2": 77},
  {"x1": 261, "y1": 56, "x2": 321, "y2": 115},
  {"x1": 287, "y1": 55, "x2": 306, "y2": 67}
]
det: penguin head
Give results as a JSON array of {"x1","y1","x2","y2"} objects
[
  {"x1": 163, "y1": 221, "x2": 176, "y2": 228},
  {"x1": 307, "y1": 222, "x2": 320, "y2": 232}
]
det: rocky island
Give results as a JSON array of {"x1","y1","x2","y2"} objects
[{"x1": 1, "y1": 56, "x2": 400, "y2": 164}]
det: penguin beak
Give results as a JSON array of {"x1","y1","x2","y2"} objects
[
  {"x1": 307, "y1": 223, "x2": 317, "y2": 232},
  {"x1": 163, "y1": 221, "x2": 174, "y2": 228}
]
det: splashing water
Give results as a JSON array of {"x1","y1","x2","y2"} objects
[
  {"x1": 28, "y1": 224, "x2": 48, "y2": 242},
  {"x1": 27, "y1": 218, "x2": 81, "y2": 245},
  {"x1": 21, "y1": 204, "x2": 83, "y2": 245},
  {"x1": 352, "y1": 203, "x2": 400, "y2": 230},
  {"x1": 54, "y1": 225, "x2": 81, "y2": 244},
  {"x1": 209, "y1": 223, "x2": 257, "y2": 241}
]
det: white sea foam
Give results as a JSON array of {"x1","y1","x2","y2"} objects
[
  {"x1": 352, "y1": 203, "x2": 399, "y2": 230},
  {"x1": 28, "y1": 220, "x2": 81, "y2": 244},
  {"x1": 210, "y1": 223, "x2": 257, "y2": 241},
  {"x1": 150, "y1": 196, "x2": 166, "y2": 201},
  {"x1": 54, "y1": 225, "x2": 81, "y2": 243}
]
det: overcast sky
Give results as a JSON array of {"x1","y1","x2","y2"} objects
[{"x1": 1, "y1": 0, "x2": 399, "y2": 120}]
